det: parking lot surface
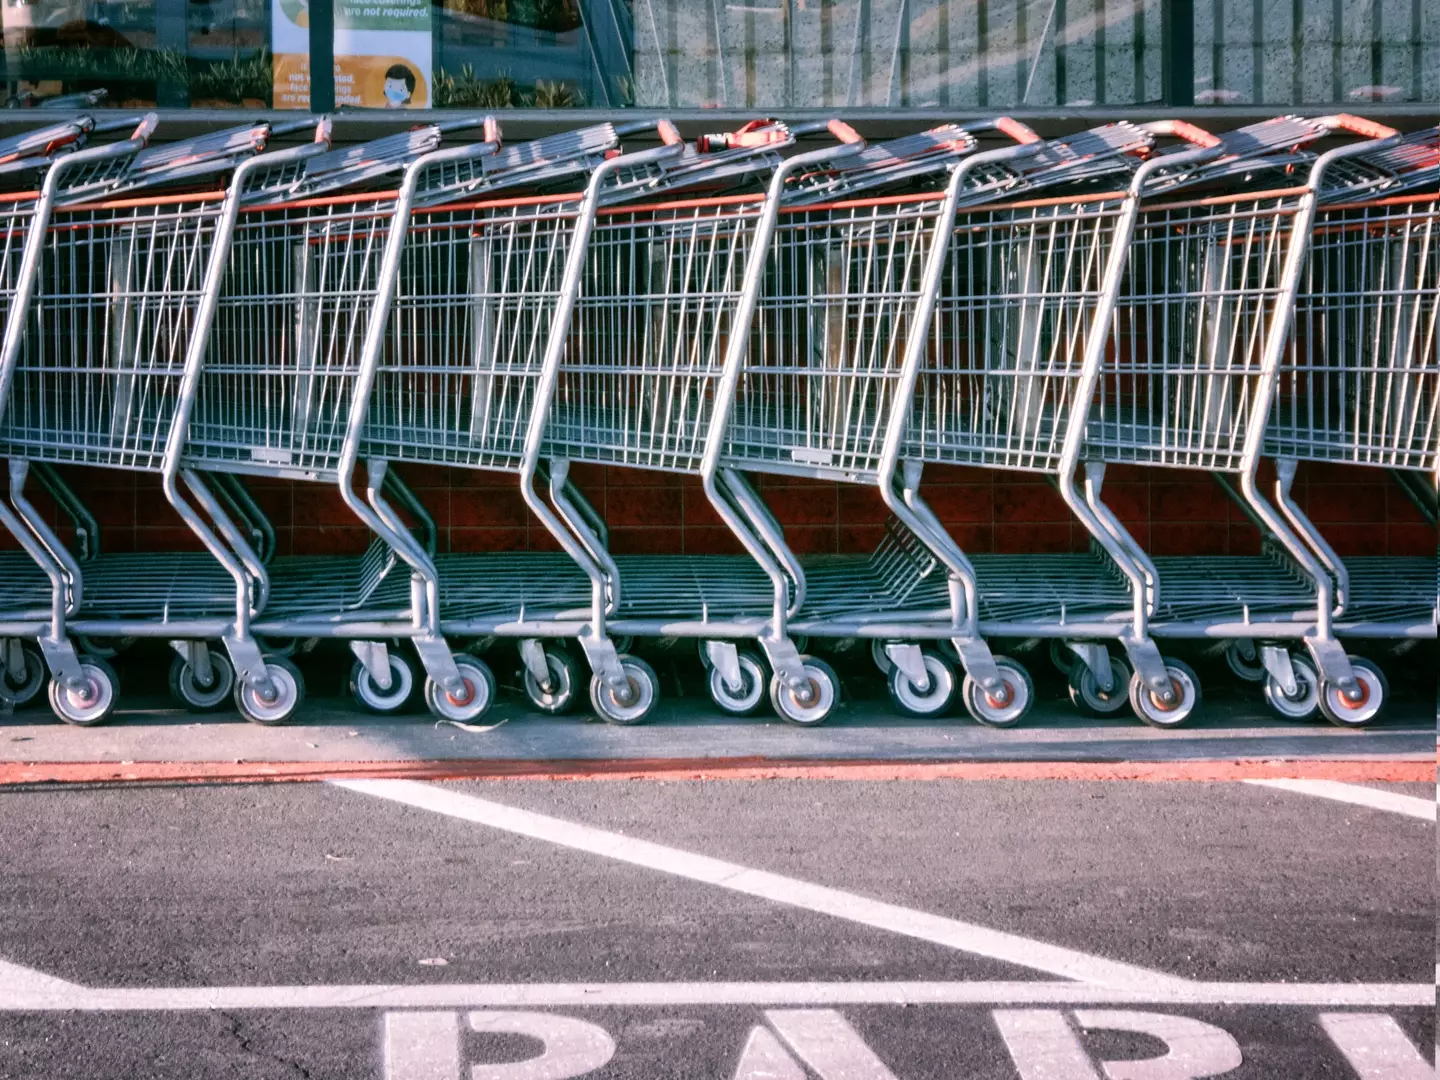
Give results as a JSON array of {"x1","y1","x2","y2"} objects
[{"x1": 0, "y1": 776, "x2": 1432, "y2": 1078}]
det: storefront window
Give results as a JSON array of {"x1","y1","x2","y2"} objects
[{"x1": 0, "y1": 0, "x2": 1433, "y2": 109}]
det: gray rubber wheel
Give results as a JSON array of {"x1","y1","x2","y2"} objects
[
  {"x1": 769, "y1": 655, "x2": 839, "y2": 726},
  {"x1": 1067, "y1": 654, "x2": 1132, "y2": 716},
  {"x1": 1261, "y1": 654, "x2": 1319, "y2": 721},
  {"x1": 962, "y1": 656, "x2": 1034, "y2": 728},
  {"x1": 234, "y1": 657, "x2": 305, "y2": 726},
  {"x1": 1224, "y1": 640, "x2": 1266, "y2": 683},
  {"x1": 886, "y1": 650, "x2": 956, "y2": 718},
  {"x1": 1319, "y1": 655, "x2": 1388, "y2": 728},
  {"x1": 169, "y1": 650, "x2": 237, "y2": 713},
  {"x1": 523, "y1": 646, "x2": 582, "y2": 715},
  {"x1": 49, "y1": 657, "x2": 119, "y2": 727},
  {"x1": 425, "y1": 653, "x2": 496, "y2": 723},
  {"x1": 708, "y1": 650, "x2": 768, "y2": 716},
  {"x1": 350, "y1": 652, "x2": 416, "y2": 714},
  {"x1": 3, "y1": 641, "x2": 46, "y2": 708},
  {"x1": 1129, "y1": 657, "x2": 1202, "y2": 729},
  {"x1": 590, "y1": 655, "x2": 659, "y2": 725}
]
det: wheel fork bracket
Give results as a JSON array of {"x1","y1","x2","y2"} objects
[
  {"x1": 1259, "y1": 645, "x2": 1298, "y2": 698},
  {"x1": 169, "y1": 639, "x2": 216, "y2": 687},
  {"x1": 950, "y1": 637, "x2": 1001, "y2": 690},
  {"x1": 1064, "y1": 641, "x2": 1115, "y2": 693},
  {"x1": 348, "y1": 640, "x2": 394, "y2": 692},
  {"x1": 883, "y1": 642, "x2": 932, "y2": 694},
  {"x1": 704, "y1": 640, "x2": 745, "y2": 694},
  {"x1": 518, "y1": 639, "x2": 554, "y2": 692},
  {"x1": 412, "y1": 635, "x2": 463, "y2": 695}
]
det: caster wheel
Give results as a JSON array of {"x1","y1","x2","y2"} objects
[
  {"x1": 235, "y1": 657, "x2": 305, "y2": 726},
  {"x1": 73, "y1": 635, "x2": 134, "y2": 661},
  {"x1": 425, "y1": 653, "x2": 496, "y2": 723},
  {"x1": 1261, "y1": 654, "x2": 1320, "y2": 721},
  {"x1": 886, "y1": 649, "x2": 957, "y2": 718},
  {"x1": 870, "y1": 638, "x2": 895, "y2": 676},
  {"x1": 1067, "y1": 654, "x2": 1132, "y2": 716},
  {"x1": 590, "y1": 655, "x2": 659, "y2": 725},
  {"x1": 350, "y1": 652, "x2": 416, "y2": 714},
  {"x1": 1129, "y1": 658, "x2": 1202, "y2": 728},
  {"x1": 1224, "y1": 640, "x2": 1265, "y2": 683},
  {"x1": 48, "y1": 657, "x2": 119, "y2": 727},
  {"x1": 962, "y1": 656, "x2": 1034, "y2": 728},
  {"x1": 707, "y1": 650, "x2": 768, "y2": 716},
  {"x1": 169, "y1": 650, "x2": 237, "y2": 713},
  {"x1": 3, "y1": 641, "x2": 46, "y2": 708},
  {"x1": 1319, "y1": 655, "x2": 1388, "y2": 728},
  {"x1": 1048, "y1": 639, "x2": 1077, "y2": 678},
  {"x1": 523, "y1": 645, "x2": 582, "y2": 715},
  {"x1": 769, "y1": 655, "x2": 839, "y2": 726}
]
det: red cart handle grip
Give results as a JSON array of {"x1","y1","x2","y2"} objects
[
  {"x1": 994, "y1": 117, "x2": 1042, "y2": 145},
  {"x1": 1321, "y1": 114, "x2": 1400, "y2": 140},
  {"x1": 1147, "y1": 119, "x2": 1222, "y2": 148}
]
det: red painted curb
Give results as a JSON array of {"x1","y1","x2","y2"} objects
[{"x1": 0, "y1": 757, "x2": 1432, "y2": 786}]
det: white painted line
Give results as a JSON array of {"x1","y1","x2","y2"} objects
[
  {"x1": 1244, "y1": 780, "x2": 1436, "y2": 822},
  {"x1": 331, "y1": 778, "x2": 1189, "y2": 992},
  {"x1": 3, "y1": 979, "x2": 1429, "y2": 1014},
  {"x1": 766, "y1": 1010, "x2": 900, "y2": 1079},
  {"x1": 996, "y1": 1010, "x2": 1246, "y2": 1080},
  {"x1": 1319, "y1": 1013, "x2": 1436, "y2": 1080},
  {"x1": 385, "y1": 1012, "x2": 461, "y2": 1080},
  {"x1": 0, "y1": 958, "x2": 86, "y2": 997}
]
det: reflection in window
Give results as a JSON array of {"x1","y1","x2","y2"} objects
[
  {"x1": 0, "y1": 0, "x2": 1432, "y2": 107},
  {"x1": 1193, "y1": 0, "x2": 1436, "y2": 106}
]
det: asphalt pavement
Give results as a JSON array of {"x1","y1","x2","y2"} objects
[{"x1": 0, "y1": 776, "x2": 1433, "y2": 1078}]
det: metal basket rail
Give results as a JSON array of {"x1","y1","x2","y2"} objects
[
  {"x1": 1268, "y1": 130, "x2": 1439, "y2": 471},
  {"x1": 0, "y1": 118, "x2": 284, "y2": 474},
  {"x1": 1331, "y1": 556, "x2": 1437, "y2": 636},
  {"x1": 719, "y1": 125, "x2": 1003, "y2": 483},
  {"x1": 361, "y1": 124, "x2": 649, "y2": 472},
  {"x1": 904, "y1": 125, "x2": 1159, "y2": 474},
  {"x1": 180, "y1": 123, "x2": 499, "y2": 484},
  {"x1": 1080, "y1": 119, "x2": 1404, "y2": 474},
  {"x1": 536, "y1": 123, "x2": 815, "y2": 472}
]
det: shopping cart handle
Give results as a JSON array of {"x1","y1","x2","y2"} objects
[
  {"x1": 657, "y1": 119, "x2": 684, "y2": 146},
  {"x1": 483, "y1": 115, "x2": 502, "y2": 147},
  {"x1": 129, "y1": 112, "x2": 159, "y2": 147},
  {"x1": 697, "y1": 119, "x2": 788, "y2": 152},
  {"x1": 1143, "y1": 119, "x2": 1222, "y2": 148},
  {"x1": 263, "y1": 116, "x2": 334, "y2": 145},
  {"x1": 826, "y1": 119, "x2": 864, "y2": 145},
  {"x1": 1319, "y1": 113, "x2": 1400, "y2": 140},
  {"x1": 994, "y1": 116, "x2": 1042, "y2": 145}
]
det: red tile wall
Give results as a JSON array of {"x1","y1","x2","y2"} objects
[{"x1": 2, "y1": 461, "x2": 1433, "y2": 559}]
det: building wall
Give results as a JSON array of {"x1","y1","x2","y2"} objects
[{"x1": 9, "y1": 461, "x2": 1431, "y2": 562}]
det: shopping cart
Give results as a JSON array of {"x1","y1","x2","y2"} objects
[
  {"x1": 360, "y1": 119, "x2": 827, "y2": 722},
  {"x1": 0, "y1": 116, "x2": 105, "y2": 709},
  {"x1": 655, "y1": 119, "x2": 1060, "y2": 724},
  {"x1": 1071, "y1": 114, "x2": 1406, "y2": 725},
  {"x1": 0, "y1": 115, "x2": 333, "y2": 724},
  {"x1": 148, "y1": 119, "x2": 554, "y2": 723},
  {"x1": 879, "y1": 120, "x2": 1224, "y2": 725},
  {"x1": 1244, "y1": 123, "x2": 1438, "y2": 723},
  {"x1": 531, "y1": 120, "x2": 939, "y2": 724}
]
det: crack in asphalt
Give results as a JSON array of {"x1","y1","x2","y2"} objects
[{"x1": 219, "y1": 1011, "x2": 315, "y2": 1080}]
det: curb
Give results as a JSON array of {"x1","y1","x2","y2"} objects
[{"x1": 1, "y1": 757, "x2": 1433, "y2": 786}]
